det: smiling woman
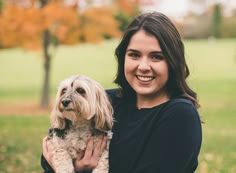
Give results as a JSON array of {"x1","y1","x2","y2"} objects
[{"x1": 110, "y1": 11, "x2": 202, "y2": 173}]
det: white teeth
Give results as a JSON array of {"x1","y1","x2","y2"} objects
[{"x1": 137, "y1": 75, "x2": 153, "y2": 81}]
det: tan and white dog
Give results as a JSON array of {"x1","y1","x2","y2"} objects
[{"x1": 47, "y1": 74, "x2": 113, "y2": 173}]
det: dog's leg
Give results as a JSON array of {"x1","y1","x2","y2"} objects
[
  {"x1": 52, "y1": 148, "x2": 75, "y2": 173},
  {"x1": 50, "y1": 137, "x2": 75, "y2": 173}
]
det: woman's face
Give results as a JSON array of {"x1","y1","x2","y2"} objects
[{"x1": 124, "y1": 30, "x2": 169, "y2": 100}]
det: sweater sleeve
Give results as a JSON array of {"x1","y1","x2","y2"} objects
[
  {"x1": 134, "y1": 102, "x2": 202, "y2": 173},
  {"x1": 41, "y1": 154, "x2": 54, "y2": 173}
]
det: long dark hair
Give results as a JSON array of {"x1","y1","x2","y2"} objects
[{"x1": 114, "y1": 12, "x2": 199, "y2": 108}]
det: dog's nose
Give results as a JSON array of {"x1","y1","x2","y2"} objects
[{"x1": 62, "y1": 99, "x2": 71, "y2": 107}]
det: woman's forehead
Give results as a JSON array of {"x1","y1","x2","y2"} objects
[{"x1": 127, "y1": 30, "x2": 161, "y2": 52}]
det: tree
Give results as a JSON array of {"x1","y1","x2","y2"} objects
[
  {"x1": 114, "y1": 0, "x2": 140, "y2": 31},
  {"x1": 211, "y1": 3, "x2": 222, "y2": 38},
  {"x1": 0, "y1": 0, "x2": 121, "y2": 108},
  {"x1": 40, "y1": 0, "x2": 51, "y2": 108}
]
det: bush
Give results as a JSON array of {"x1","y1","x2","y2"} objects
[
  {"x1": 181, "y1": 13, "x2": 211, "y2": 39},
  {"x1": 221, "y1": 16, "x2": 236, "y2": 38}
]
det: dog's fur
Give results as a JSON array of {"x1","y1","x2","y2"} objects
[{"x1": 47, "y1": 74, "x2": 113, "y2": 173}]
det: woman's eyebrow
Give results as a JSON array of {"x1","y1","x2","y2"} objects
[
  {"x1": 126, "y1": 49, "x2": 163, "y2": 54},
  {"x1": 150, "y1": 51, "x2": 163, "y2": 54},
  {"x1": 126, "y1": 49, "x2": 139, "y2": 52},
  {"x1": 127, "y1": 49, "x2": 162, "y2": 52}
]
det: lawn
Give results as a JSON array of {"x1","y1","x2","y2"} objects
[
  {"x1": 0, "y1": 40, "x2": 118, "y2": 103},
  {"x1": 0, "y1": 38, "x2": 236, "y2": 173}
]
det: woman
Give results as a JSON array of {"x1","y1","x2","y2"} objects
[{"x1": 42, "y1": 12, "x2": 202, "y2": 173}]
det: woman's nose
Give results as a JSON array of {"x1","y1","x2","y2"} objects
[{"x1": 138, "y1": 57, "x2": 151, "y2": 71}]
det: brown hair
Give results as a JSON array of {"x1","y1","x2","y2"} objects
[{"x1": 114, "y1": 12, "x2": 199, "y2": 108}]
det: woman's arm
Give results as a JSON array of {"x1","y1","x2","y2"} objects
[
  {"x1": 41, "y1": 135, "x2": 107, "y2": 173},
  {"x1": 41, "y1": 137, "x2": 55, "y2": 173}
]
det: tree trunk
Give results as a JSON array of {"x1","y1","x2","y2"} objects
[
  {"x1": 211, "y1": 3, "x2": 222, "y2": 38},
  {"x1": 40, "y1": 29, "x2": 51, "y2": 108},
  {"x1": 40, "y1": 0, "x2": 50, "y2": 108}
]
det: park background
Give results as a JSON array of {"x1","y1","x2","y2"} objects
[{"x1": 0, "y1": 0, "x2": 236, "y2": 172}]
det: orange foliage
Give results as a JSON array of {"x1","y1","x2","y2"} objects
[
  {"x1": 117, "y1": 0, "x2": 138, "y2": 15},
  {"x1": 21, "y1": 7, "x2": 45, "y2": 49},
  {"x1": 0, "y1": 4, "x2": 44, "y2": 49},
  {"x1": 42, "y1": 1, "x2": 81, "y2": 44},
  {"x1": 134, "y1": 0, "x2": 155, "y2": 6},
  {"x1": 81, "y1": 7, "x2": 121, "y2": 42},
  {"x1": 0, "y1": 0, "x2": 121, "y2": 49}
]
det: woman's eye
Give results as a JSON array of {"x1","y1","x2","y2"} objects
[
  {"x1": 128, "y1": 52, "x2": 139, "y2": 58},
  {"x1": 152, "y1": 55, "x2": 164, "y2": 61},
  {"x1": 76, "y1": 88, "x2": 85, "y2": 95}
]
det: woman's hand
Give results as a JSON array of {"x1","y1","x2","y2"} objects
[
  {"x1": 42, "y1": 135, "x2": 107, "y2": 172},
  {"x1": 74, "y1": 135, "x2": 108, "y2": 172},
  {"x1": 42, "y1": 136, "x2": 55, "y2": 171}
]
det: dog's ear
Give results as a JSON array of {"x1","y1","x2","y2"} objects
[
  {"x1": 50, "y1": 106, "x2": 66, "y2": 129},
  {"x1": 93, "y1": 83, "x2": 113, "y2": 131},
  {"x1": 50, "y1": 89, "x2": 66, "y2": 129},
  {"x1": 50, "y1": 112, "x2": 66, "y2": 129}
]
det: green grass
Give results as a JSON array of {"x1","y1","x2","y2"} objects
[
  {"x1": 0, "y1": 40, "x2": 118, "y2": 102},
  {"x1": 0, "y1": 115, "x2": 49, "y2": 173},
  {"x1": 0, "y1": 38, "x2": 236, "y2": 173}
]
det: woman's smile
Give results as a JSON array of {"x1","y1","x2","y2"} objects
[{"x1": 136, "y1": 75, "x2": 154, "y2": 82}]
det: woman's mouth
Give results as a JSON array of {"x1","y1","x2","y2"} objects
[{"x1": 136, "y1": 75, "x2": 154, "y2": 82}]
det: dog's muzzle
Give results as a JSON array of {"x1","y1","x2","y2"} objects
[{"x1": 60, "y1": 98, "x2": 74, "y2": 112}]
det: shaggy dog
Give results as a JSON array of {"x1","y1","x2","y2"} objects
[{"x1": 47, "y1": 74, "x2": 113, "y2": 173}]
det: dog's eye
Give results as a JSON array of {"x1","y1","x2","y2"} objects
[
  {"x1": 61, "y1": 88, "x2": 67, "y2": 95},
  {"x1": 76, "y1": 88, "x2": 85, "y2": 95}
]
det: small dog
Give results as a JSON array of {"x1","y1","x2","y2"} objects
[{"x1": 47, "y1": 74, "x2": 113, "y2": 173}]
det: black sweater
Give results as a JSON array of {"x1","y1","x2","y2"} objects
[
  {"x1": 41, "y1": 89, "x2": 202, "y2": 173},
  {"x1": 108, "y1": 89, "x2": 202, "y2": 173}
]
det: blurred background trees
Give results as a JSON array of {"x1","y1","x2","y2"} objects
[
  {"x1": 0, "y1": 0, "x2": 138, "y2": 107},
  {"x1": 180, "y1": 0, "x2": 236, "y2": 39},
  {"x1": 0, "y1": 0, "x2": 235, "y2": 108},
  {"x1": 114, "y1": 0, "x2": 140, "y2": 31}
]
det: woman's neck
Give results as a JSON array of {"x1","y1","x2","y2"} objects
[{"x1": 136, "y1": 93, "x2": 169, "y2": 109}]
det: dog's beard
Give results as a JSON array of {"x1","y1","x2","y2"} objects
[
  {"x1": 62, "y1": 109, "x2": 91, "y2": 125},
  {"x1": 62, "y1": 111, "x2": 77, "y2": 123}
]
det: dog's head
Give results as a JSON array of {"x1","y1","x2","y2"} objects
[{"x1": 50, "y1": 75, "x2": 113, "y2": 132}]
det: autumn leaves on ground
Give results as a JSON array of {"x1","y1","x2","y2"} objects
[{"x1": 0, "y1": 101, "x2": 50, "y2": 115}]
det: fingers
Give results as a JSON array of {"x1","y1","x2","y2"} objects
[
  {"x1": 74, "y1": 134, "x2": 108, "y2": 172},
  {"x1": 74, "y1": 137, "x2": 94, "y2": 171},
  {"x1": 100, "y1": 135, "x2": 108, "y2": 151},
  {"x1": 83, "y1": 136, "x2": 94, "y2": 160},
  {"x1": 42, "y1": 137, "x2": 52, "y2": 161},
  {"x1": 42, "y1": 136, "x2": 48, "y2": 155},
  {"x1": 42, "y1": 136, "x2": 55, "y2": 170},
  {"x1": 93, "y1": 135, "x2": 107, "y2": 159}
]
